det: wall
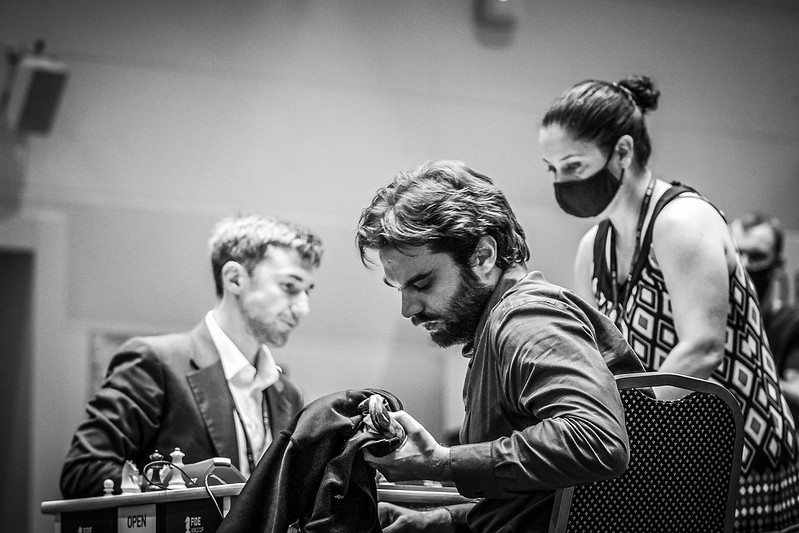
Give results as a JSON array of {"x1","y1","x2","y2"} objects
[{"x1": 1, "y1": 1, "x2": 798, "y2": 531}]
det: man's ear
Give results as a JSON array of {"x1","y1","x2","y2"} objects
[
  {"x1": 471, "y1": 236, "x2": 498, "y2": 274},
  {"x1": 221, "y1": 261, "x2": 247, "y2": 295}
]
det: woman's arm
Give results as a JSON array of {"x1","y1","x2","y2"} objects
[
  {"x1": 574, "y1": 225, "x2": 599, "y2": 305},
  {"x1": 651, "y1": 197, "x2": 734, "y2": 399}
]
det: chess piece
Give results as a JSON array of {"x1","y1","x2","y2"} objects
[
  {"x1": 120, "y1": 460, "x2": 141, "y2": 494},
  {"x1": 166, "y1": 448, "x2": 187, "y2": 489},
  {"x1": 144, "y1": 450, "x2": 163, "y2": 490},
  {"x1": 102, "y1": 479, "x2": 114, "y2": 496},
  {"x1": 145, "y1": 449, "x2": 165, "y2": 491}
]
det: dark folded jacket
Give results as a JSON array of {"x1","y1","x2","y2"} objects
[{"x1": 217, "y1": 388, "x2": 403, "y2": 533}]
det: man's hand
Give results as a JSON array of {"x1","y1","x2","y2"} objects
[
  {"x1": 363, "y1": 410, "x2": 452, "y2": 482},
  {"x1": 378, "y1": 502, "x2": 452, "y2": 533}
]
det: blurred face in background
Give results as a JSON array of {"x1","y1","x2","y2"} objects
[
  {"x1": 732, "y1": 221, "x2": 779, "y2": 272},
  {"x1": 731, "y1": 220, "x2": 779, "y2": 300}
]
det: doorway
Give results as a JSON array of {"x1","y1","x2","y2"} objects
[{"x1": 0, "y1": 250, "x2": 33, "y2": 531}]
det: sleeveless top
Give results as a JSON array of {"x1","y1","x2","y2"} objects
[{"x1": 591, "y1": 182, "x2": 799, "y2": 531}]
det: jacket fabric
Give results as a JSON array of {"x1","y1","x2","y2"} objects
[
  {"x1": 60, "y1": 320, "x2": 303, "y2": 498},
  {"x1": 217, "y1": 388, "x2": 403, "y2": 533}
]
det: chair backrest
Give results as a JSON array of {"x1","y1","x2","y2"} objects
[{"x1": 549, "y1": 372, "x2": 744, "y2": 533}]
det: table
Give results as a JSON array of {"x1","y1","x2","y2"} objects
[{"x1": 41, "y1": 482, "x2": 473, "y2": 532}]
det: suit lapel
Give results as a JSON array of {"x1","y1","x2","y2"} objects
[
  {"x1": 186, "y1": 322, "x2": 240, "y2": 468},
  {"x1": 265, "y1": 379, "x2": 293, "y2": 438}
]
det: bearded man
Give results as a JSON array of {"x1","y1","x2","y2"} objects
[{"x1": 356, "y1": 160, "x2": 644, "y2": 533}]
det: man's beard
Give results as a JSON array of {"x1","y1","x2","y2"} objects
[
  {"x1": 420, "y1": 267, "x2": 494, "y2": 348},
  {"x1": 239, "y1": 297, "x2": 290, "y2": 348}
]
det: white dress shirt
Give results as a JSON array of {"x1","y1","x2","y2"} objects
[{"x1": 205, "y1": 310, "x2": 280, "y2": 477}]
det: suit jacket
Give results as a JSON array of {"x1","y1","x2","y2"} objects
[{"x1": 60, "y1": 320, "x2": 303, "y2": 499}]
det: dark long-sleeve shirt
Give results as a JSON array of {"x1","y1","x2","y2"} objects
[{"x1": 449, "y1": 266, "x2": 643, "y2": 532}]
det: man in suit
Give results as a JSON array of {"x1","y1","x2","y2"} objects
[{"x1": 60, "y1": 214, "x2": 323, "y2": 498}]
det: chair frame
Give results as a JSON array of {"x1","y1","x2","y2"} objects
[{"x1": 549, "y1": 372, "x2": 744, "y2": 533}]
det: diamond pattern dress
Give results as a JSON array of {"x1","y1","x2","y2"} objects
[{"x1": 591, "y1": 183, "x2": 799, "y2": 531}]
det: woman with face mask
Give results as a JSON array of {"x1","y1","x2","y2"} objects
[{"x1": 539, "y1": 75, "x2": 799, "y2": 532}]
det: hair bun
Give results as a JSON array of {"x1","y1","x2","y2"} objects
[{"x1": 619, "y1": 74, "x2": 660, "y2": 113}]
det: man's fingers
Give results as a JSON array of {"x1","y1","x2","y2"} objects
[
  {"x1": 391, "y1": 410, "x2": 422, "y2": 433},
  {"x1": 363, "y1": 448, "x2": 388, "y2": 465},
  {"x1": 378, "y1": 501, "x2": 396, "y2": 523}
]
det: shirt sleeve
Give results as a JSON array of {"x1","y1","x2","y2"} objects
[
  {"x1": 60, "y1": 347, "x2": 166, "y2": 498},
  {"x1": 451, "y1": 296, "x2": 629, "y2": 498}
]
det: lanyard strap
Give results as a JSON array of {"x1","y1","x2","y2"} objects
[
  {"x1": 233, "y1": 393, "x2": 270, "y2": 473},
  {"x1": 609, "y1": 175, "x2": 656, "y2": 319}
]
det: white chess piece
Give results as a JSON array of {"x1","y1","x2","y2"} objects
[
  {"x1": 166, "y1": 448, "x2": 187, "y2": 489},
  {"x1": 121, "y1": 460, "x2": 141, "y2": 493}
]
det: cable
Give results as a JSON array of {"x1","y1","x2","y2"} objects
[
  {"x1": 139, "y1": 459, "x2": 191, "y2": 490},
  {"x1": 203, "y1": 473, "x2": 225, "y2": 518},
  {"x1": 140, "y1": 459, "x2": 226, "y2": 518}
]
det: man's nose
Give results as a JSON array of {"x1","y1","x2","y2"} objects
[
  {"x1": 400, "y1": 291, "x2": 422, "y2": 319},
  {"x1": 292, "y1": 292, "x2": 311, "y2": 317}
]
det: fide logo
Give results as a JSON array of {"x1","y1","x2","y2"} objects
[{"x1": 185, "y1": 515, "x2": 203, "y2": 532}]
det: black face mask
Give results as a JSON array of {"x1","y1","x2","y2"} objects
[
  {"x1": 747, "y1": 267, "x2": 774, "y2": 302},
  {"x1": 554, "y1": 151, "x2": 623, "y2": 218}
]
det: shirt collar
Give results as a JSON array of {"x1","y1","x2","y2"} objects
[
  {"x1": 461, "y1": 263, "x2": 529, "y2": 359},
  {"x1": 205, "y1": 310, "x2": 280, "y2": 391}
]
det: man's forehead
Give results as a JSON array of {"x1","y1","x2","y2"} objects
[
  {"x1": 379, "y1": 243, "x2": 427, "y2": 259},
  {"x1": 734, "y1": 222, "x2": 776, "y2": 250},
  {"x1": 378, "y1": 244, "x2": 451, "y2": 265},
  {"x1": 257, "y1": 248, "x2": 316, "y2": 277},
  {"x1": 378, "y1": 245, "x2": 453, "y2": 282}
]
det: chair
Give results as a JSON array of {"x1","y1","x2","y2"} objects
[{"x1": 549, "y1": 372, "x2": 744, "y2": 533}]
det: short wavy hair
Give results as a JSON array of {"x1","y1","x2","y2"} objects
[
  {"x1": 209, "y1": 214, "x2": 324, "y2": 297},
  {"x1": 734, "y1": 211, "x2": 785, "y2": 260},
  {"x1": 356, "y1": 160, "x2": 529, "y2": 270}
]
